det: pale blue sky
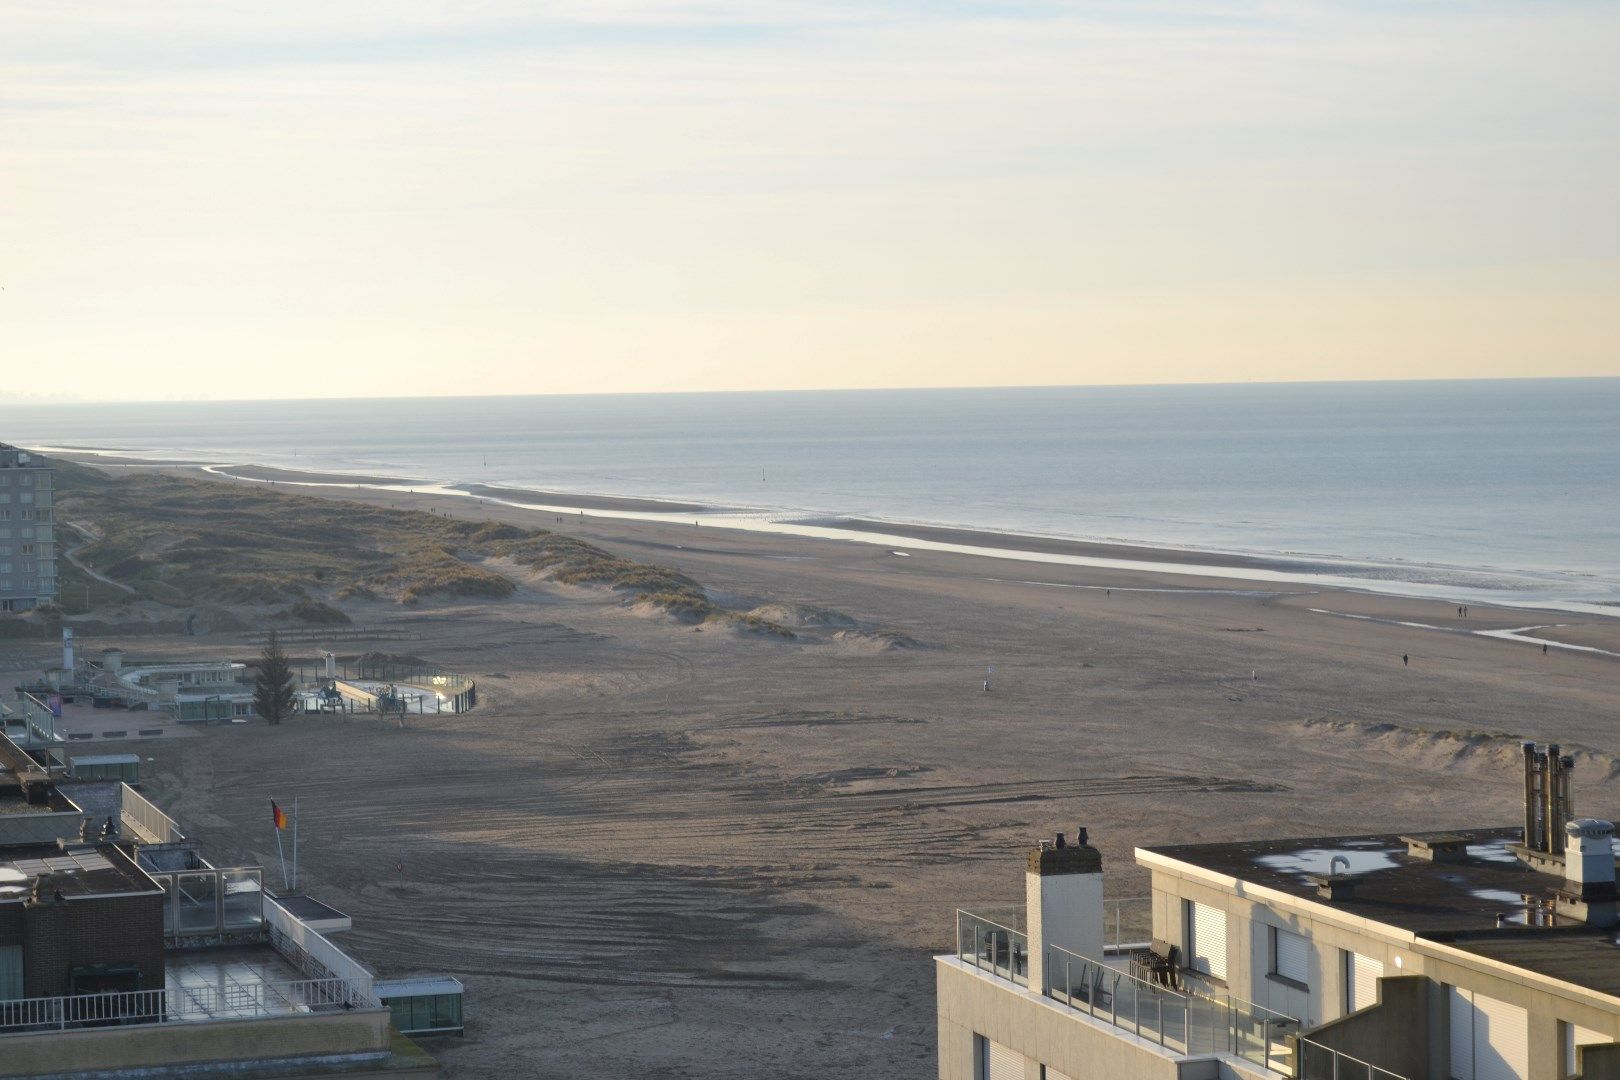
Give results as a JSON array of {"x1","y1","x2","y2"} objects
[{"x1": 3, "y1": 1, "x2": 1617, "y2": 400}]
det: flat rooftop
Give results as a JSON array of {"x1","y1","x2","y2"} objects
[
  {"x1": 267, "y1": 892, "x2": 351, "y2": 928},
  {"x1": 1144, "y1": 827, "x2": 1620, "y2": 996},
  {"x1": 0, "y1": 841, "x2": 161, "y2": 901},
  {"x1": 166, "y1": 946, "x2": 316, "y2": 1022}
]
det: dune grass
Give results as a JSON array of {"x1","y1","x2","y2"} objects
[{"x1": 50, "y1": 460, "x2": 714, "y2": 613}]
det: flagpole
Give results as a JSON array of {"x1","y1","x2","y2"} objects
[
  {"x1": 292, "y1": 797, "x2": 299, "y2": 892},
  {"x1": 274, "y1": 808, "x2": 288, "y2": 891}
]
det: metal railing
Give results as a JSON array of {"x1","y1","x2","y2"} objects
[
  {"x1": 950, "y1": 912, "x2": 1412, "y2": 1080},
  {"x1": 265, "y1": 894, "x2": 377, "y2": 999},
  {"x1": 0, "y1": 978, "x2": 370, "y2": 1036},
  {"x1": 119, "y1": 782, "x2": 183, "y2": 843},
  {"x1": 956, "y1": 910, "x2": 1029, "y2": 987},
  {"x1": 1045, "y1": 944, "x2": 1300, "y2": 1072},
  {"x1": 1295, "y1": 1038, "x2": 1409, "y2": 1080},
  {"x1": 1104, "y1": 897, "x2": 1151, "y2": 953}
]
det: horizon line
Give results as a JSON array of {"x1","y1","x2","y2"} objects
[{"x1": 10, "y1": 372, "x2": 1620, "y2": 408}]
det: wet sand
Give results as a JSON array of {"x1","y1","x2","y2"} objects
[
  {"x1": 817, "y1": 517, "x2": 1324, "y2": 571},
  {"x1": 24, "y1": 470, "x2": 1620, "y2": 1079}
]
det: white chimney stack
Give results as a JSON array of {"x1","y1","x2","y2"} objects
[
  {"x1": 1026, "y1": 828, "x2": 1104, "y2": 992},
  {"x1": 1555, "y1": 819, "x2": 1617, "y2": 928}
]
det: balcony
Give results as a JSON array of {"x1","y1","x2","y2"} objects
[{"x1": 951, "y1": 911, "x2": 1412, "y2": 1080}]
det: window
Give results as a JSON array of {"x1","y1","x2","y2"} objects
[
  {"x1": 1344, "y1": 951, "x2": 1383, "y2": 1013},
  {"x1": 1271, "y1": 926, "x2": 1309, "y2": 986},
  {"x1": 977, "y1": 1035, "x2": 1026, "y2": 1080},
  {"x1": 1563, "y1": 1021, "x2": 1610, "y2": 1078},
  {"x1": 1186, "y1": 900, "x2": 1228, "y2": 981},
  {"x1": 1, "y1": 945, "x2": 23, "y2": 1001}
]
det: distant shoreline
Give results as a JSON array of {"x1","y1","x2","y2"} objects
[{"x1": 81, "y1": 457, "x2": 1615, "y2": 621}]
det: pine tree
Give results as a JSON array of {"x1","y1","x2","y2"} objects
[{"x1": 253, "y1": 631, "x2": 297, "y2": 725}]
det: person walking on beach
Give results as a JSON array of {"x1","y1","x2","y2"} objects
[
  {"x1": 1402, "y1": 654, "x2": 1409, "y2": 666},
  {"x1": 1543, "y1": 642, "x2": 1549, "y2": 655}
]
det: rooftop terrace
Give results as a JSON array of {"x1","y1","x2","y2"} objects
[{"x1": 1144, "y1": 825, "x2": 1620, "y2": 997}]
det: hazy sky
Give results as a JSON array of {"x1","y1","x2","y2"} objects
[{"x1": 4, "y1": 2, "x2": 1618, "y2": 401}]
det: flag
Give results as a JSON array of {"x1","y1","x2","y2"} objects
[{"x1": 272, "y1": 801, "x2": 288, "y2": 830}]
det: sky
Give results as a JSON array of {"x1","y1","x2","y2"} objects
[{"x1": 3, "y1": 1, "x2": 1618, "y2": 401}]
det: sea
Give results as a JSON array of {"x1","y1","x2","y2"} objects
[{"x1": 6, "y1": 379, "x2": 1619, "y2": 615}]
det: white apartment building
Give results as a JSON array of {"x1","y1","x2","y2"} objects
[
  {"x1": 0, "y1": 445, "x2": 56, "y2": 613},
  {"x1": 938, "y1": 744, "x2": 1620, "y2": 1080}
]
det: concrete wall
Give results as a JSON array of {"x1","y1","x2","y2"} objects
[
  {"x1": 0, "y1": 813, "x2": 85, "y2": 848},
  {"x1": 1146, "y1": 859, "x2": 1620, "y2": 1080},
  {"x1": 0, "y1": 1008, "x2": 393, "y2": 1078},
  {"x1": 938, "y1": 955, "x2": 1264, "y2": 1080},
  {"x1": 1575, "y1": 1044, "x2": 1620, "y2": 1080},
  {"x1": 1298, "y1": 975, "x2": 1432, "y2": 1080},
  {"x1": 1150, "y1": 869, "x2": 1377, "y2": 1027}
]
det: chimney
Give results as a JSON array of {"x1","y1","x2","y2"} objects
[
  {"x1": 1559, "y1": 756, "x2": 1576, "y2": 843},
  {"x1": 1523, "y1": 742, "x2": 1543, "y2": 851},
  {"x1": 1554, "y1": 819, "x2": 1617, "y2": 928},
  {"x1": 1026, "y1": 827, "x2": 1104, "y2": 992},
  {"x1": 1545, "y1": 747, "x2": 1561, "y2": 855}
]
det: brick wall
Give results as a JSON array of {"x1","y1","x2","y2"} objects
[{"x1": 20, "y1": 892, "x2": 164, "y2": 997}]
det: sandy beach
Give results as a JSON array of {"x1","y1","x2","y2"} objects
[{"x1": 8, "y1": 465, "x2": 1620, "y2": 1078}]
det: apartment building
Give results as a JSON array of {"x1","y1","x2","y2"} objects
[
  {"x1": 0, "y1": 728, "x2": 446, "y2": 1077},
  {"x1": 939, "y1": 744, "x2": 1620, "y2": 1080},
  {"x1": 0, "y1": 445, "x2": 56, "y2": 613}
]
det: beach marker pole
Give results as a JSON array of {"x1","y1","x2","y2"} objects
[{"x1": 292, "y1": 797, "x2": 299, "y2": 891}]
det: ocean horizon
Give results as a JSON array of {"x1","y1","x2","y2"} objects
[{"x1": 8, "y1": 377, "x2": 1619, "y2": 614}]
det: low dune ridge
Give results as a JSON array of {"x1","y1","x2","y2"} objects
[
  {"x1": 1295, "y1": 716, "x2": 1620, "y2": 780},
  {"x1": 745, "y1": 602, "x2": 858, "y2": 629}
]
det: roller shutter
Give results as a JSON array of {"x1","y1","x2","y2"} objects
[
  {"x1": 1188, "y1": 902, "x2": 1228, "y2": 980},
  {"x1": 1274, "y1": 927, "x2": 1309, "y2": 985},
  {"x1": 1043, "y1": 1069, "x2": 1076, "y2": 1080},
  {"x1": 1346, "y1": 951, "x2": 1383, "y2": 1013},
  {"x1": 982, "y1": 1037, "x2": 1026, "y2": 1080},
  {"x1": 1448, "y1": 987, "x2": 1528, "y2": 1080}
]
